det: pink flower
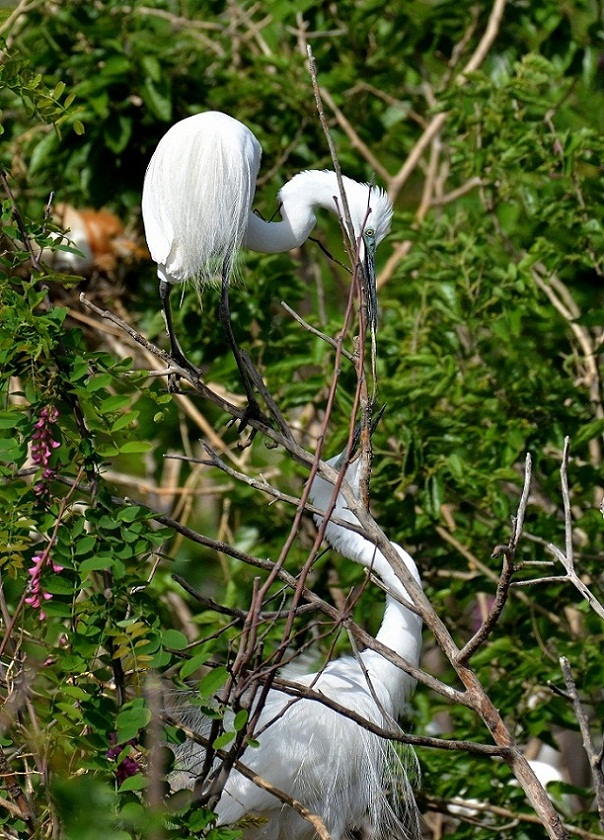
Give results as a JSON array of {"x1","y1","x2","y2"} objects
[
  {"x1": 31, "y1": 406, "x2": 61, "y2": 499},
  {"x1": 25, "y1": 548, "x2": 64, "y2": 621}
]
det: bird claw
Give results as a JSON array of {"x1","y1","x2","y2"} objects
[{"x1": 226, "y1": 398, "x2": 270, "y2": 443}]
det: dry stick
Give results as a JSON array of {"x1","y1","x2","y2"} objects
[
  {"x1": 242, "y1": 277, "x2": 363, "y2": 742},
  {"x1": 280, "y1": 301, "x2": 356, "y2": 363},
  {"x1": 559, "y1": 657, "x2": 604, "y2": 828},
  {"x1": 0, "y1": 0, "x2": 45, "y2": 39},
  {"x1": 422, "y1": 793, "x2": 602, "y2": 840},
  {"x1": 436, "y1": 523, "x2": 565, "y2": 627},
  {"x1": 173, "y1": 574, "x2": 319, "y2": 622},
  {"x1": 271, "y1": 676, "x2": 502, "y2": 756},
  {"x1": 457, "y1": 454, "x2": 532, "y2": 664},
  {"x1": 516, "y1": 439, "x2": 604, "y2": 619},
  {"x1": 168, "y1": 443, "x2": 374, "y2": 541},
  {"x1": 233, "y1": 92, "x2": 377, "y2": 729},
  {"x1": 79, "y1": 293, "x2": 359, "y2": 481},
  {"x1": 307, "y1": 47, "x2": 377, "y2": 500},
  {"x1": 70, "y1": 304, "x2": 233, "y2": 457},
  {"x1": 317, "y1": 86, "x2": 390, "y2": 183},
  {"x1": 376, "y1": 0, "x2": 508, "y2": 289}
]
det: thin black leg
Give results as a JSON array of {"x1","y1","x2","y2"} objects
[
  {"x1": 159, "y1": 278, "x2": 201, "y2": 378},
  {"x1": 218, "y1": 266, "x2": 264, "y2": 428}
]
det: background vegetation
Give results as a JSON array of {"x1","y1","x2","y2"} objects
[{"x1": 0, "y1": 0, "x2": 603, "y2": 838}]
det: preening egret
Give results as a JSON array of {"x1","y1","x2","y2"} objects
[
  {"x1": 141, "y1": 111, "x2": 393, "y2": 389},
  {"x1": 169, "y1": 438, "x2": 423, "y2": 840}
]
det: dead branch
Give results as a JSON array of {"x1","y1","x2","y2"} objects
[{"x1": 559, "y1": 657, "x2": 604, "y2": 828}]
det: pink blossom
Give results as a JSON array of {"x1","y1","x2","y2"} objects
[
  {"x1": 25, "y1": 548, "x2": 64, "y2": 621},
  {"x1": 31, "y1": 405, "x2": 61, "y2": 498}
]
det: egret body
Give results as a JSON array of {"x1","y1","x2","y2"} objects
[
  {"x1": 170, "y1": 445, "x2": 422, "y2": 840},
  {"x1": 141, "y1": 111, "x2": 393, "y2": 379}
]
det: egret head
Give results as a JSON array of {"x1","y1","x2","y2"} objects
[
  {"x1": 346, "y1": 181, "x2": 393, "y2": 250},
  {"x1": 341, "y1": 180, "x2": 392, "y2": 339}
]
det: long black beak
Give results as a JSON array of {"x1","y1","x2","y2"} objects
[{"x1": 361, "y1": 228, "x2": 378, "y2": 339}]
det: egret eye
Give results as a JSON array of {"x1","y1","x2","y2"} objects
[{"x1": 365, "y1": 227, "x2": 375, "y2": 237}]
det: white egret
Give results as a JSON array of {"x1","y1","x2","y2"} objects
[
  {"x1": 141, "y1": 111, "x2": 393, "y2": 393},
  {"x1": 169, "y1": 434, "x2": 423, "y2": 840}
]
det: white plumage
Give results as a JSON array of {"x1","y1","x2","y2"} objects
[
  {"x1": 170, "y1": 445, "x2": 423, "y2": 840},
  {"x1": 142, "y1": 111, "x2": 392, "y2": 285},
  {"x1": 141, "y1": 111, "x2": 393, "y2": 374}
]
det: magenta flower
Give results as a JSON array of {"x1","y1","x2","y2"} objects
[
  {"x1": 107, "y1": 737, "x2": 141, "y2": 785},
  {"x1": 31, "y1": 405, "x2": 61, "y2": 498},
  {"x1": 25, "y1": 549, "x2": 64, "y2": 621}
]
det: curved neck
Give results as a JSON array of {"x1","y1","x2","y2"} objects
[
  {"x1": 364, "y1": 545, "x2": 423, "y2": 718},
  {"x1": 320, "y1": 510, "x2": 422, "y2": 718},
  {"x1": 244, "y1": 208, "x2": 312, "y2": 254},
  {"x1": 244, "y1": 171, "x2": 353, "y2": 254}
]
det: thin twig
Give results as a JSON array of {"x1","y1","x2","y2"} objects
[
  {"x1": 457, "y1": 454, "x2": 532, "y2": 664},
  {"x1": 559, "y1": 657, "x2": 604, "y2": 827},
  {"x1": 422, "y1": 792, "x2": 602, "y2": 839},
  {"x1": 281, "y1": 301, "x2": 356, "y2": 362}
]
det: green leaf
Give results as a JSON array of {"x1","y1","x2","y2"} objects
[
  {"x1": 198, "y1": 665, "x2": 229, "y2": 699},
  {"x1": 573, "y1": 419, "x2": 604, "y2": 448},
  {"x1": 233, "y1": 709, "x2": 248, "y2": 732},
  {"x1": 118, "y1": 773, "x2": 147, "y2": 792},
  {"x1": 212, "y1": 731, "x2": 235, "y2": 750},
  {"x1": 116, "y1": 701, "x2": 151, "y2": 743},
  {"x1": 118, "y1": 441, "x2": 153, "y2": 454},
  {"x1": 79, "y1": 555, "x2": 114, "y2": 574},
  {"x1": 162, "y1": 629, "x2": 189, "y2": 650},
  {"x1": 180, "y1": 651, "x2": 208, "y2": 680},
  {"x1": 141, "y1": 76, "x2": 172, "y2": 121}
]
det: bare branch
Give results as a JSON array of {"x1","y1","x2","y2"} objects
[{"x1": 559, "y1": 657, "x2": 604, "y2": 828}]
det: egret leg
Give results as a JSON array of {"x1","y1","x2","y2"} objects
[
  {"x1": 159, "y1": 278, "x2": 202, "y2": 378},
  {"x1": 218, "y1": 268, "x2": 265, "y2": 427}
]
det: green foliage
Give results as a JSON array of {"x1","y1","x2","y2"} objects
[{"x1": 1, "y1": 1, "x2": 603, "y2": 837}]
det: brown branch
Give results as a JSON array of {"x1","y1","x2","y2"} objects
[
  {"x1": 378, "y1": 0, "x2": 508, "y2": 289},
  {"x1": 270, "y1": 677, "x2": 507, "y2": 757},
  {"x1": 422, "y1": 793, "x2": 601, "y2": 839}
]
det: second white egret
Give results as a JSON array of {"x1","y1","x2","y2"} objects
[{"x1": 169, "y1": 432, "x2": 423, "y2": 839}]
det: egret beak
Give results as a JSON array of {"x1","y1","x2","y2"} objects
[{"x1": 361, "y1": 227, "x2": 378, "y2": 338}]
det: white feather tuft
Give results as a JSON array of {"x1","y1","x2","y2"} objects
[{"x1": 142, "y1": 111, "x2": 261, "y2": 285}]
